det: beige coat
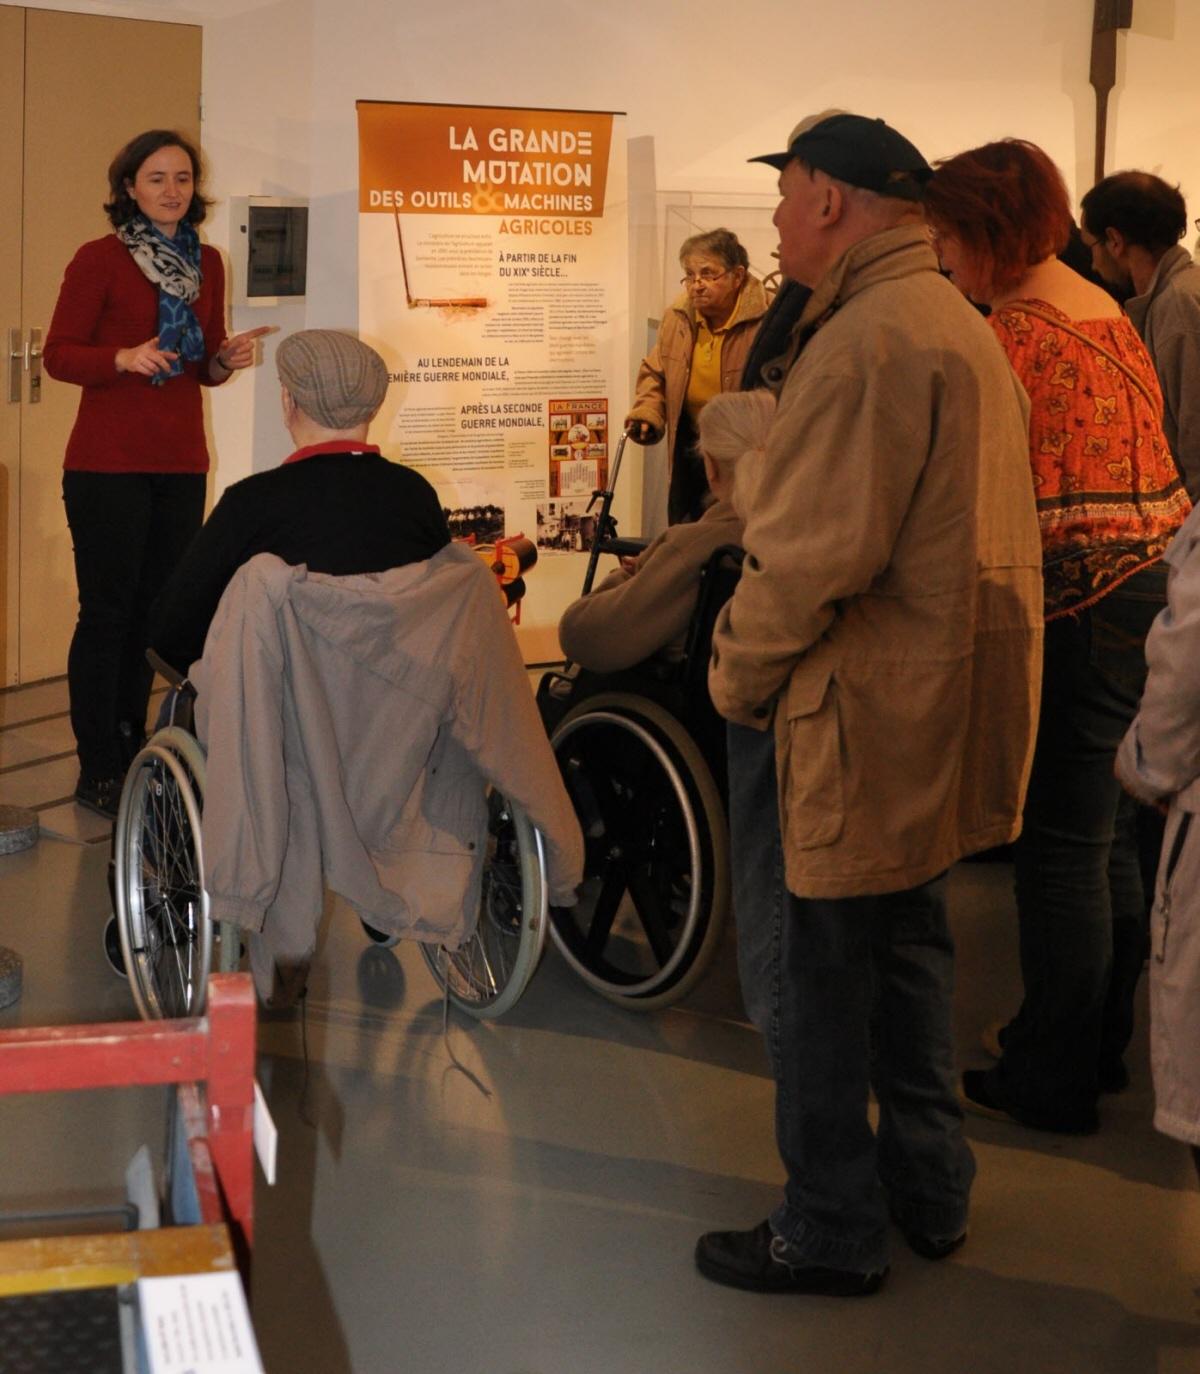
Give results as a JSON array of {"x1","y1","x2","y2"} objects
[
  {"x1": 1116, "y1": 503, "x2": 1200, "y2": 1144},
  {"x1": 558, "y1": 500, "x2": 743, "y2": 671},
  {"x1": 626, "y1": 278, "x2": 769, "y2": 464},
  {"x1": 710, "y1": 225, "x2": 1044, "y2": 898}
]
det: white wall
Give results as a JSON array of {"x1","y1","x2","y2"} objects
[{"x1": 16, "y1": 0, "x2": 1200, "y2": 497}]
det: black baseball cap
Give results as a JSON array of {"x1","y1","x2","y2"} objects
[{"x1": 751, "y1": 114, "x2": 932, "y2": 202}]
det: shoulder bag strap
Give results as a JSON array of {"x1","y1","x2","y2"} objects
[{"x1": 1000, "y1": 301, "x2": 1162, "y2": 417}]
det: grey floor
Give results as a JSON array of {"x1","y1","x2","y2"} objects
[{"x1": 1, "y1": 676, "x2": 1198, "y2": 1374}]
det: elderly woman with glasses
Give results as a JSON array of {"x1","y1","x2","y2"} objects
[{"x1": 625, "y1": 228, "x2": 769, "y2": 524}]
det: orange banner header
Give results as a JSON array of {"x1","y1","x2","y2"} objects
[{"x1": 358, "y1": 102, "x2": 614, "y2": 218}]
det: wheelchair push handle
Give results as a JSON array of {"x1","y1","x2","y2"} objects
[
  {"x1": 581, "y1": 430, "x2": 631, "y2": 597},
  {"x1": 146, "y1": 648, "x2": 192, "y2": 693}
]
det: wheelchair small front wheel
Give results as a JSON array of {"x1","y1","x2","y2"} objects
[
  {"x1": 420, "y1": 788, "x2": 548, "y2": 1020},
  {"x1": 114, "y1": 743, "x2": 212, "y2": 1020}
]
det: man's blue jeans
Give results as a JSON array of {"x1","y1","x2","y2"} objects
[{"x1": 728, "y1": 721, "x2": 975, "y2": 1274}]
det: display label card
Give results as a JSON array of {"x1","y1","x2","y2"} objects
[
  {"x1": 137, "y1": 1271, "x2": 263, "y2": 1373},
  {"x1": 253, "y1": 1079, "x2": 278, "y2": 1186}
]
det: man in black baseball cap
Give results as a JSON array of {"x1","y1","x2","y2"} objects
[
  {"x1": 696, "y1": 111, "x2": 1043, "y2": 1298},
  {"x1": 750, "y1": 112, "x2": 932, "y2": 201},
  {"x1": 756, "y1": 113, "x2": 934, "y2": 293}
]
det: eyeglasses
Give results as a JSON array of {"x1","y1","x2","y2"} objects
[{"x1": 680, "y1": 269, "x2": 729, "y2": 287}]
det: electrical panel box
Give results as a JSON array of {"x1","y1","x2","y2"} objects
[{"x1": 230, "y1": 197, "x2": 308, "y2": 307}]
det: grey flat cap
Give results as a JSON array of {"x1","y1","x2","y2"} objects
[{"x1": 276, "y1": 329, "x2": 389, "y2": 429}]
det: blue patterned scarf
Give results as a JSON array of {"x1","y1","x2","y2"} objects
[{"x1": 116, "y1": 215, "x2": 205, "y2": 384}]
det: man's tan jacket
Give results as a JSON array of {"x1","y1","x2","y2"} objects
[{"x1": 711, "y1": 225, "x2": 1044, "y2": 898}]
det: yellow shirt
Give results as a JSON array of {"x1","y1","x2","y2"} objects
[{"x1": 684, "y1": 295, "x2": 741, "y2": 427}]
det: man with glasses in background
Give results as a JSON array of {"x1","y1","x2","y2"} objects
[{"x1": 1081, "y1": 171, "x2": 1200, "y2": 500}]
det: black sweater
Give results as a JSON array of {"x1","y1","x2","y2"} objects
[{"x1": 150, "y1": 450, "x2": 450, "y2": 672}]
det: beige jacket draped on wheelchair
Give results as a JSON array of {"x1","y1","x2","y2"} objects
[{"x1": 190, "y1": 548, "x2": 584, "y2": 1002}]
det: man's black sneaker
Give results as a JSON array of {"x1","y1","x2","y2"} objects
[
  {"x1": 985, "y1": 1021, "x2": 1129, "y2": 1094},
  {"x1": 901, "y1": 1228, "x2": 967, "y2": 1261},
  {"x1": 961, "y1": 1068, "x2": 1099, "y2": 1135},
  {"x1": 75, "y1": 773, "x2": 121, "y2": 820},
  {"x1": 695, "y1": 1220, "x2": 885, "y2": 1296}
]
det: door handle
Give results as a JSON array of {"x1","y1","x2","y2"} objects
[
  {"x1": 27, "y1": 327, "x2": 41, "y2": 404},
  {"x1": 6, "y1": 328, "x2": 19, "y2": 404}
]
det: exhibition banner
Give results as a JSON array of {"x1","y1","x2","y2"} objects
[{"x1": 357, "y1": 100, "x2": 630, "y2": 661}]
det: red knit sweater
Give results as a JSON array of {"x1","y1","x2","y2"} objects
[{"x1": 44, "y1": 234, "x2": 229, "y2": 473}]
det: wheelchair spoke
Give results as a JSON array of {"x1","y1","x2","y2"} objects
[
  {"x1": 130, "y1": 754, "x2": 202, "y2": 1016},
  {"x1": 583, "y1": 863, "x2": 628, "y2": 959},
  {"x1": 625, "y1": 866, "x2": 676, "y2": 968},
  {"x1": 420, "y1": 787, "x2": 545, "y2": 1018},
  {"x1": 450, "y1": 927, "x2": 499, "y2": 1000},
  {"x1": 563, "y1": 756, "x2": 612, "y2": 840},
  {"x1": 116, "y1": 741, "x2": 212, "y2": 1021}
]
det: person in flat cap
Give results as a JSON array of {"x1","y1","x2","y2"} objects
[
  {"x1": 149, "y1": 329, "x2": 449, "y2": 672},
  {"x1": 696, "y1": 113, "x2": 1045, "y2": 1294}
]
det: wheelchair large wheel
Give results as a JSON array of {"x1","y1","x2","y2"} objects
[
  {"x1": 147, "y1": 727, "x2": 239, "y2": 975},
  {"x1": 549, "y1": 693, "x2": 729, "y2": 1010},
  {"x1": 114, "y1": 742, "x2": 212, "y2": 1020},
  {"x1": 420, "y1": 788, "x2": 548, "y2": 1020}
]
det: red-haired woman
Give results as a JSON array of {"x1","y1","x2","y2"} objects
[{"x1": 925, "y1": 139, "x2": 1190, "y2": 1134}]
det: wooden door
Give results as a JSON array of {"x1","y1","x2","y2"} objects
[
  {"x1": 7, "y1": 9, "x2": 201, "y2": 684},
  {"x1": 0, "y1": 9, "x2": 25, "y2": 685}
]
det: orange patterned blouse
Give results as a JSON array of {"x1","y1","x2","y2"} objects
[{"x1": 990, "y1": 300, "x2": 1190, "y2": 620}]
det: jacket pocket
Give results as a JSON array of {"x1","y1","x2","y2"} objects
[
  {"x1": 779, "y1": 664, "x2": 843, "y2": 851},
  {"x1": 1156, "y1": 810, "x2": 1192, "y2": 964}
]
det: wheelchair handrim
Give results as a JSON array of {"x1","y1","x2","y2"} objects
[
  {"x1": 419, "y1": 796, "x2": 547, "y2": 1019},
  {"x1": 114, "y1": 743, "x2": 211, "y2": 1020},
  {"x1": 549, "y1": 708, "x2": 703, "y2": 996}
]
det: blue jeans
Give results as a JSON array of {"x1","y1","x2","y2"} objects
[
  {"x1": 997, "y1": 565, "x2": 1166, "y2": 1118},
  {"x1": 728, "y1": 722, "x2": 975, "y2": 1274}
]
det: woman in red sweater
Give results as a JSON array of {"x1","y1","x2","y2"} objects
[{"x1": 44, "y1": 129, "x2": 266, "y2": 817}]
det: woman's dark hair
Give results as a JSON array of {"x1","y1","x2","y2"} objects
[
  {"x1": 104, "y1": 129, "x2": 211, "y2": 228},
  {"x1": 678, "y1": 228, "x2": 750, "y2": 272},
  {"x1": 924, "y1": 139, "x2": 1073, "y2": 298}
]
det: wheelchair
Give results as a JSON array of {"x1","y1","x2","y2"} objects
[
  {"x1": 537, "y1": 541, "x2": 743, "y2": 1011},
  {"x1": 113, "y1": 661, "x2": 550, "y2": 1023}
]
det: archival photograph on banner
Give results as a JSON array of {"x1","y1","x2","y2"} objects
[{"x1": 357, "y1": 100, "x2": 631, "y2": 662}]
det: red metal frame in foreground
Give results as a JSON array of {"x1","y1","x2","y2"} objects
[{"x1": 0, "y1": 974, "x2": 256, "y2": 1272}]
